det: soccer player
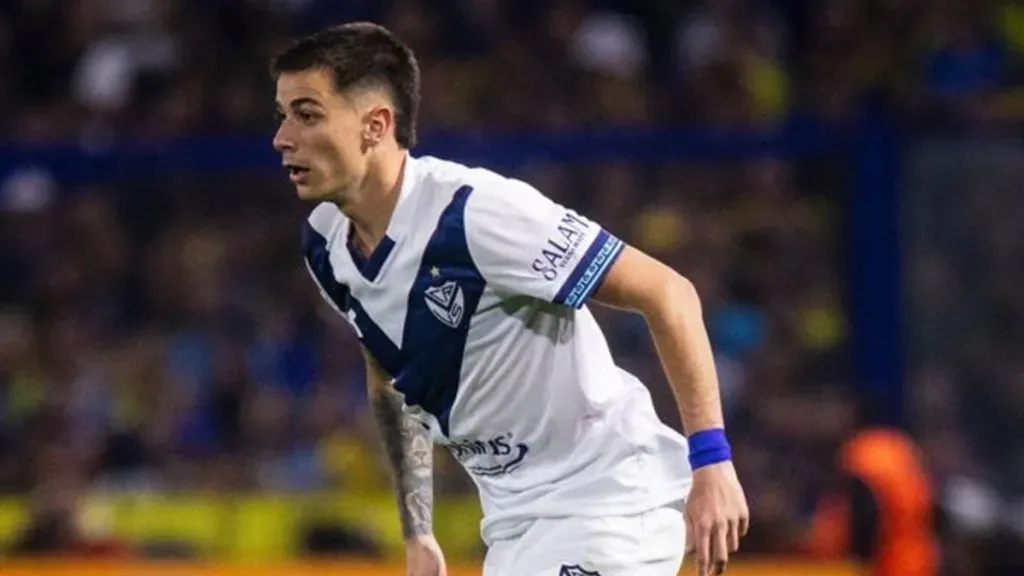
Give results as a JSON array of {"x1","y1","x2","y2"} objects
[{"x1": 272, "y1": 22, "x2": 748, "y2": 576}]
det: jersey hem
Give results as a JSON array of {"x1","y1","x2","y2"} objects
[{"x1": 479, "y1": 480, "x2": 693, "y2": 545}]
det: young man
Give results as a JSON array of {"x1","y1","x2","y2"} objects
[{"x1": 272, "y1": 22, "x2": 748, "y2": 576}]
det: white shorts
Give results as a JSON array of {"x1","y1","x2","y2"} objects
[{"x1": 482, "y1": 502, "x2": 686, "y2": 576}]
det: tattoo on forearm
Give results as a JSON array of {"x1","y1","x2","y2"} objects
[{"x1": 372, "y1": 386, "x2": 434, "y2": 538}]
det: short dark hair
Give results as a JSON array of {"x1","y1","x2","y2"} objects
[{"x1": 271, "y1": 22, "x2": 420, "y2": 148}]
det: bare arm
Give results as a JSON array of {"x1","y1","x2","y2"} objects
[
  {"x1": 363, "y1": 348, "x2": 434, "y2": 539},
  {"x1": 594, "y1": 244, "x2": 748, "y2": 575},
  {"x1": 593, "y1": 245, "x2": 722, "y2": 433}
]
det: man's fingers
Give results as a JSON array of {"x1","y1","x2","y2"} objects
[
  {"x1": 727, "y1": 518, "x2": 741, "y2": 552},
  {"x1": 712, "y1": 520, "x2": 730, "y2": 575},
  {"x1": 685, "y1": 514, "x2": 696, "y2": 555},
  {"x1": 695, "y1": 519, "x2": 712, "y2": 576},
  {"x1": 739, "y1": 512, "x2": 750, "y2": 537}
]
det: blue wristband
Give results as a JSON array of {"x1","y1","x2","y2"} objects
[{"x1": 687, "y1": 428, "x2": 732, "y2": 470}]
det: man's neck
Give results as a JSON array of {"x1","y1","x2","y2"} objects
[{"x1": 341, "y1": 151, "x2": 407, "y2": 255}]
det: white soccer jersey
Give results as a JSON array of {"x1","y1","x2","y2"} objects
[{"x1": 302, "y1": 155, "x2": 692, "y2": 544}]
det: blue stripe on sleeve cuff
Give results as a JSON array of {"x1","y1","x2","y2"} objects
[{"x1": 553, "y1": 230, "x2": 625, "y2": 309}]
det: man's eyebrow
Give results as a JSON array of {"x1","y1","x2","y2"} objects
[{"x1": 288, "y1": 97, "x2": 324, "y2": 109}]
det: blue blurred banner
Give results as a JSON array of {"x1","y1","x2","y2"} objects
[
  {"x1": 0, "y1": 117, "x2": 838, "y2": 184},
  {"x1": 0, "y1": 112, "x2": 903, "y2": 425}
]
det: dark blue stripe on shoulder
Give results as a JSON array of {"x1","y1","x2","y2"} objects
[
  {"x1": 303, "y1": 221, "x2": 404, "y2": 375},
  {"x1": 302, "y1": 222, "x2": 351, "y2": 312},
  {"x1": 394, "y1": 185, "x2": 483, "y2": 436}
]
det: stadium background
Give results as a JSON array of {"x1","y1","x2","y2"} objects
[{"x1": 0, "y1": 0, "x2": 1022, "y2": 574}]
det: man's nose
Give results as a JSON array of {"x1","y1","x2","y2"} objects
[{"x1": 273, "y1": 123, "x2": 295, "y2": 153}]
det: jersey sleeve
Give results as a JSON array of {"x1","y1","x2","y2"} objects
[{"x1": 464, "y1": 179, "x2": 625, "y2": 308}]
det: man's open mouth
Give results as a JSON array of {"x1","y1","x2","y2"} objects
[{"x1": 284, "y1": 164, "x2": 309, "y2": 177}]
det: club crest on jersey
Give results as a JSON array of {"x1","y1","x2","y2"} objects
[
  {"x1": 424, "y1": 279, "x2": 465, "y2": 328},
  {"x1": 559, "y1": 565, "x2": 600, "y2": 576}
]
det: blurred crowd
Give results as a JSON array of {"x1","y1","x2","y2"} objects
[{"x1": 1, "y1": 0, "x2": 1023, "y2": 571}]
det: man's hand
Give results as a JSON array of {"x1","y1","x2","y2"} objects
[
  {"x1": 685, "y1": 461, "x2": 749, "y2": 576},
  {"x1": 406, "y1": 534, "x2": 447, "y2": 576}
]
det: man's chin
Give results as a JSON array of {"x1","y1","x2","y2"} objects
[{"x1": 294, "y1": 183, "x2": 325, "y2": 201}]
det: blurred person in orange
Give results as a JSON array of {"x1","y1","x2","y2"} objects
[{"x1": 804, "y1": 399, "x2": 940, "y2": 576}]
